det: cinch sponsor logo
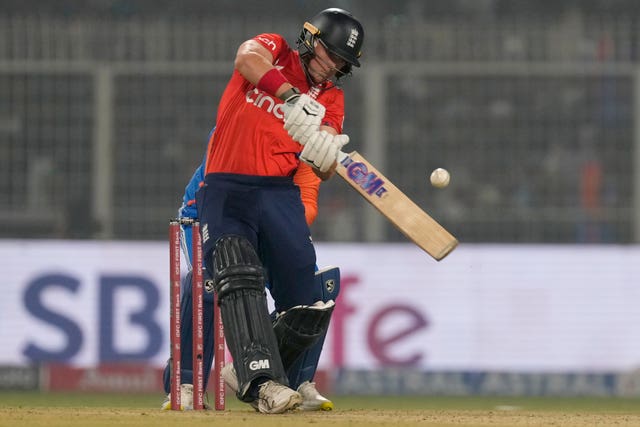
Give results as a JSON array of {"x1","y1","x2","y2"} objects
[
  {"x1": 256, "y1": 36, "x2": 277, "y2": 51},
  {"x1": 249, "y1": 359, "x2": 270, "y2": 370},
  {"x1": 340, "y1": 156, "x2": 388, "y2": 197},
  {"x1": 245, "y1": 89, "x2": 286, "y2": 120}
]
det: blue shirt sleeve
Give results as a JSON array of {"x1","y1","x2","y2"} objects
[
  {"x1": 177, "y1": 163, "x2": 204, "y2": 219},
  {"x1": 178, "y1": 128, "x2": 213, "y2": 219}
]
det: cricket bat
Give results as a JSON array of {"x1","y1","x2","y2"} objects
[{"x1": 336, "y1": 151, "x2": 458, "y2": 261}]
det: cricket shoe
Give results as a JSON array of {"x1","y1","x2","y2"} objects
[
  {"x1": 297, "y1": 381, "x2": 334, "y2": 411},
  {"x1": 221, "y1": 363, "x2": 258, "y2": 411},
  {"x1": 221, "y1": 363, "x2": 240, "y2": 394},
  {"x1": 222, "y1": 363, "x2": 302, "y2": 413},
  {"x1": 256, "y1": 380, "x2": 302, "y2": 414},
  {"x1": 160, "y1": 383, "x2": 194, "y2": 410},
  {"x1": 222, "y1": 363, "x2": 327, "y2": 412}
]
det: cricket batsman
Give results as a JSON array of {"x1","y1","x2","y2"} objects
[
  {"x1": 162, "y1": 131, "x2": 341, "y2": 411},
  {"x1": 182, "y1": 7, "x2": 363, "y2": 413}
]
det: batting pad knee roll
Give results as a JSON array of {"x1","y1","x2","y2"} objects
[
  {"x1": 213, "y1": 235, "x2": 265, "y2": 297},
  {"x1": 212, "y1": 235, "x2": 288, "y2": 399}
]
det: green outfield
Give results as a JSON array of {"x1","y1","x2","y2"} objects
[{"x1": 1, "y1": 392, "x2": 640, "y2": 427}]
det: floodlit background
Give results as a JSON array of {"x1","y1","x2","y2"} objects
[
  {"x1": 2, "y1": 0, "x2": 640, "y2": 396},
  {"x1": 2, "y1": 0, "x2": 638, "y2": 243}
]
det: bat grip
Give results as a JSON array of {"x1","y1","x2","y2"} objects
[{"x1": 337, "y1": 151, "x2": 348, "y2": 163}]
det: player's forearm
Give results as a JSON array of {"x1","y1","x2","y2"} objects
[
  {"x1": 235, "y1": 42, "x2": 294, "y2": 99},
  {"x1": 234, "y1": 50, "x2": 277, "y2": 85}
]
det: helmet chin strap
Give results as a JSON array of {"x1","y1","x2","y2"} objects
[
  {"x1": 298, "y1": 50, "x2": 340, "y2": 89},
  {"x1": 298, "y1": 52, "x2": 316, "y2": 85},
  {"x1": 298, "y1": 41, "x2": 351, "y2": 89}
]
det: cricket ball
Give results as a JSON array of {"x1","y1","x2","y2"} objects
[{"x1": 430, "y1": 168, "x2": 450, "y2": 188}]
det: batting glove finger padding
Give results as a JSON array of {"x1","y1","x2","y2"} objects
[
  {"x1": 300, "y1": 131, "x2": 349, "y2": 172},
  {"x1": 283, "y1": 94, "x2": 326, "y2": 143}
]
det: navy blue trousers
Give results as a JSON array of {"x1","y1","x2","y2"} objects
[{"x1": 197, "y1": 173, "x2": 320, "y2": 311}]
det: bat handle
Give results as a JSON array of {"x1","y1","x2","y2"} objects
[{"x1": 337, "y1": 150, "x2": 348, "y2": 164}]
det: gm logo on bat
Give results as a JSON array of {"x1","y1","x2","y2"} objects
[{"x1": 340, "y1": 155, "x2": 388, "y2": 198}]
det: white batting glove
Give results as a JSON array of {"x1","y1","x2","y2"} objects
[
  {"x1": 283, "y1": 94, "x2": 326, "y2": 143},
  {"x1": 299, "y1": 131, "x2": 349, "y2": 172}
]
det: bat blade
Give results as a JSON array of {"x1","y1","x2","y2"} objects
[{"x1": 336, "y1": 151, "x2": 458, "y2": 261}]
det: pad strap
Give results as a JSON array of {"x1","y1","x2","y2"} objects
[{"x1": 273, "y1": 301, "x2": 335, "y2": 371}]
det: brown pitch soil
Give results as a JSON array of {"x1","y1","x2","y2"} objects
[{"x1": 2, "y1": 407, "x2": 640, "y2": 427}]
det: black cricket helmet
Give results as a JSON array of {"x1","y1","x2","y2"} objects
[{"x1": 298, "y1": 8, "x2": 364, "y2": 78}]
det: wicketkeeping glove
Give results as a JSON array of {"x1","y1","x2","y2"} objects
[
  {"x1": 283, "y1": 94, "x2": 326, "y2": 143},
  {"x1": 299, "y1": 130, "x2": 349, "y2": 172}
]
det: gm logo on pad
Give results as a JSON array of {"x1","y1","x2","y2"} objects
[{"x1": 249, "y1": 359, "x2": 270, "y2": 370}]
